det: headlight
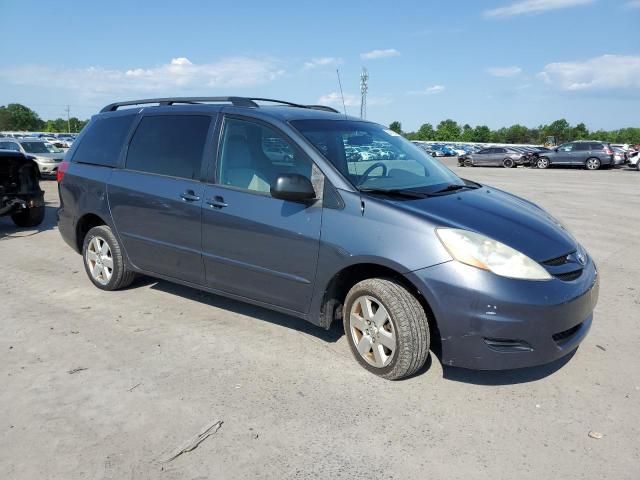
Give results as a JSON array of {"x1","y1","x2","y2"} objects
[{"x1": 436, "y1": 228, "x2": 552, "y2": 281}]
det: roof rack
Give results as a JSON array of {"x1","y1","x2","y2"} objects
[{"x1": 100, "y1": 96, "x2": 340, "y2": 114}]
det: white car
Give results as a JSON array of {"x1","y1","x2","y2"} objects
[{"x1": 627, "y1": 151, "x2": 639, "y2": 170}]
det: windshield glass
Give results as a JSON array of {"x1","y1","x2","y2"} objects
[
  {"x1": 21, "y1": 141, "x2": 60, "y2": 154},
  {"x1": 291, "y1": 120, "x2": 464, "y2": 193}
]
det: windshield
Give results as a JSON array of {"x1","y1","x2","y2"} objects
[
  {"x1": 21, "y1": 141, "x2": 60, "y2": 154},
  {"x1": 291, "y1": 120, "x2": 464, "y2": 193}
]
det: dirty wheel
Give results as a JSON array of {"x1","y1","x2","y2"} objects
[
  {"x1": 344, "y1": 278, "x2": 430, "y2": 380},
  {"x1": 503, "y1": 158, "x2": 515, "y2": 168},
  {"x1": 82, "y1": 225, "x2": 136, "y2": 291}
]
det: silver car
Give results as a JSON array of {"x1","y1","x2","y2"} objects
[
  {"x1": 461, "y1": 147, "x2": 525, "y2": 168},
  {"x1": 0, "y1": 137, "x2": 65, "y2": 177}
]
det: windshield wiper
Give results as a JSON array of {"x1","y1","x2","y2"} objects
[
  {"x1": 359, "y1": 188, "x2": 428, "y2": 199},
  {"x1": 428, "y1": 183, "x2": 478, "y2": 195}
]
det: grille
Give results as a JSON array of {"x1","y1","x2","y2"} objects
[
  {"x1": 543, "y1": 253, "x2": 572, "y2": 266},
  {"x1": 552, "y1": 323, "x2": 582, "y2": 344},
  {"x1": 555, "y1": 269, "x2": 583, "y2": 281}
]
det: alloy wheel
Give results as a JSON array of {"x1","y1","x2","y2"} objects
[
  {"x1": 537, "y1": 158, "x2": 549, "y2": 169},
  {"x1": 586, "y1": 158, "x2": 600, "y2": 170},
  {"x1": 85, "y1": 236, "x2": 113, "y2": 285},
  {"x1": 349, "y1": 295, "x2": 397, "y2": 368}
]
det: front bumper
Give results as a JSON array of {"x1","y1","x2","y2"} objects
[
  {"x1": 408, "y1": 258, "x2": 599, "y2": 370},
  {"x1": 35, "y1": 160, "x2": 62, "y2": 175}
]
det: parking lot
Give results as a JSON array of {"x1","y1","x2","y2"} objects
[{"x1": 1, "y1": 161, "x2": 639, "y2": 479}]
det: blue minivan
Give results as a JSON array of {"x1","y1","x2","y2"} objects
[{"x1": 57, "y1": 97, "x2": 599, "y2": 379}]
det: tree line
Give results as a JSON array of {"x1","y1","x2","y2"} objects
[
  {"x1": 0, "y1": 103, "x2": 88, "y2": 133},
  {"x1": 389, "y1": 119, "x2": 640, "y2": 145}
]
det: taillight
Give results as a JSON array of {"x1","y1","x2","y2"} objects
[{"x1": 57, "y1": 160, "x2": 70, "y2": 183}]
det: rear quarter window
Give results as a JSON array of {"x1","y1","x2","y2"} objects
[{"x1": 72, "y1": 114, "x2": 136, "y2": 167}]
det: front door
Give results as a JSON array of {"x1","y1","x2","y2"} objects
[
  {"x1": 201, "y1": 116, "x2": 323, "y2": 313},
  {"x1": 109, "y1": 113, "x2": 213, "y2": 284}
]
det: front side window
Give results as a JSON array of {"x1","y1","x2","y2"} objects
[
  {"x1": 558, "y1": 143, "x2": 574, "y2": 152},
  {"x1": 126, "y1": 115, "x2": 211, "y2": 179},
  {"x1": 292, "y1": 120, "x2": 464, "y2": 193},
  {"x1": 218, "y1": 117, "x2": 316, "y2": 195}
]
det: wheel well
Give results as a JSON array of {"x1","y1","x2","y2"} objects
[
  {"x1": 76, "y1": 213, "x2": 106, "y2": 251},
  {"x1": 320, "y1": 263, "x2": 441, "y2": 349}
]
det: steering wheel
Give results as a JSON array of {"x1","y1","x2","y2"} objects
[{"x1": 356, "y1": 162, "x2": 387, "y2": 186}]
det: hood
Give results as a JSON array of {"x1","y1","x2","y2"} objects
[
  {"x1": 31, "y1": 152, "x2": 63, "y2": 160},
  {"x1": 382, "y1": 186, "x2": 576, "y2": 262}
]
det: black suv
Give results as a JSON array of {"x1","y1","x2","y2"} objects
[{"x1": 535, "y1": 141, "x2": 614, "y2": 170}]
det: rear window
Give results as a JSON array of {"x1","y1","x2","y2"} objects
[
  {"x1": 125, "y1": 115, "x2": 211, "y2": 179},
  {"x1": 73, "y1": 114, "x2": 135, "y2": 167}
]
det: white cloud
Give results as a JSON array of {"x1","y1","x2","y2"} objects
[
  {"x1": 408, "y1": 85, "x2": 445, "y2": 95},
  {"x1": 0, "y1": 57, "x2": 285, "y2": 98},
  {"x1": 484, "y1": 0, "x2": 594, "y2": 18},
  {"x1": 360, "y1": 49, "x2": 400, "y2": 60},
  {"x1": 538, "y1": 54, "x2": 640, "y2": 91},
  {"x1": 487, "y1": 66, "x2": 523, "y2": 77},
  {"x1": 303, "y1": 57, "x2": 343, "y2": 69},
  {"x1": 624, "y1": 0, "x2": 640, "y2": 8}
]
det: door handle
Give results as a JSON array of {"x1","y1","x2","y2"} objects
[
  {"x1": 180, "y1": 190, "x2": 200, "y2": 202},
  {"x1": 206, "y1": 195, "x2": 228, "y2": 209}
]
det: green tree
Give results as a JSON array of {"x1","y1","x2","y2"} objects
[
  {"x1": 416, "y1": 123, "x2": 435, "y2": 141},
  {"x1": 461, "y1": 124, "x2": 474, "y2": 142},
  {"x1": 435, "y1": 119, "x2": 461, "y2": 141},
  {"x1": 571, "y1": 122, "x2": 589, "y2": 140},
  {"x1": 4, "y1": 103, "x2": 42, "y2": 131},
  {"x1": 472, "y1": 125, "x2": 491, "y2": 143},
  {"x1": 389, "y1": 121, "x2": 402, "y2": 134},
  {"x1": 0, "y1": 106, "x2": 11, "y2": 130},
  {"x1": 541, "y1": 119, "x2": 571, "y2": 144},
  {"x1": 504, "y1": 124, "x2": 529, "y2": 144}
]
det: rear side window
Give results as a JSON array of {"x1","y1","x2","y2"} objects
[
  {"x1": 0, "y1": 141, "x2": 20, "y2": 151},
  {"x1": 73, "y1": 114, "x2": 135, "y2": 166},
  {"x1": 574, "y1": 143, "x2": 590, "y2": 151},
  {"x1": 126, "y1": 115, "x2": 211, "y2": 179},
  {"x1": 589, "y1": 143, "x2": 604, "y2": 150}
]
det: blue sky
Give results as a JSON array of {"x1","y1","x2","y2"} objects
[{"x1": 0, "y1": 0, "x2": 638, "y2": 130}]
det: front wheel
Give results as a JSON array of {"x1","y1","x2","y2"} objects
[
  {"x1": 585, "y1": 158, "x2": 601, "y2": 170},
  {"x1": 82, "y1": 225, "x2": 136, "y2": 291},
  {"x1": 344, "y1": 278, "x2": 430, "y2": 380},
  {"x1": 537, "y1": 157, "x2": 550, "y2": 169}
]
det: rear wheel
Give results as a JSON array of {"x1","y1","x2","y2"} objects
[
  {"x1": 636, "y1": 161, "x2": 640, "y2": 171},
  {"x1": 537, "y1": 157, "x2": 550, "y2": 169},
  {"x1": 464, "y1": 158, "x2": 473, "y2": 167},
  {"x1": 344, "y1": 278, "x2": 430, "y2": 380},
  {"x1": 11, "y1": 206, "x2": 44, "y2": 227},
  {"x1": 503, "y1": 158, "x2": 514, "y2": 168},
  {"x1": 82, "y1": 225, "x2": 136, "y2": 291},
  {"x1": 585, "y1": 157, "x2": 601, "y2": 170}
]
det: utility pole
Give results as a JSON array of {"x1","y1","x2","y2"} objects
[
  {"x1": 64, "y1": 105, "x2": 71, "y2": 133},
  {"x1": 360, "y1": 67, "x2": 368, "y2": 120}
]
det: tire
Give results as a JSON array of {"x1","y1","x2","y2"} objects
[
  {"x1": 537, "y1": 157, "x2": 550, "y2": 169},
  {"x1": 464, "y1": 158, "x2": 473, "y2": 167},
  {"x1": 343, "y1": 278, "x2": 430, "y2": 380},
  {"x1": 82, "y1": 225, "x2": 136, "y2": 291},
  {"x1": 585, "y1": 157, "x2": 601, "y2": 170},
  {"x1": 11, "y1": 206, "x2": 45, "y2": 227},
  {"x1": 503, "y1": 158, "x2": 514, "y2": 168},
  {"x1": 636, "y1": 161, "x2": 640, "y2": 171}
]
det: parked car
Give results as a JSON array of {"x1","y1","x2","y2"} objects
[
  {"x1": 0, "y1": 151, "x2": 45, "y2": 226},
  {"x1": 535, "y1": 141, "x2": 614, "y2": 170},
  {"x1": 627, "y1": 150, "x2": 640, "y2": 170},
  {"x1": 459, "y1": 146, "x2": 526, "y2": 168},
  {"x1": 0, "y1": 138, "x2": 65, "y2": 177},
  {"x1": 57, "y1": 96, "x2": 598, "y2": 380},
  {"x1": 612, "y1": 147, "x2": 628, "y2": 167}
]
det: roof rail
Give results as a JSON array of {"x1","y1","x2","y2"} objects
[
  {"x1": 100, "y1": 97, "x2": 258, "y2": 113},
  {"x1": 100, "y1": 96, "x2": 340, "y2": 114}
]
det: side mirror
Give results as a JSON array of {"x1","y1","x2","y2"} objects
[{"x1": 270, "y1": 173, "x2": 316, "y2": 202}]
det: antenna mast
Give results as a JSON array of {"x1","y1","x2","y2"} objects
[{"x1": 360, "y1": 67, "x2": 368, "y2": 119}]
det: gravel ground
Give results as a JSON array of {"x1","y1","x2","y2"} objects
[{"x1": 1, "y1": 161, "x2": 639, "y2": 479}]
